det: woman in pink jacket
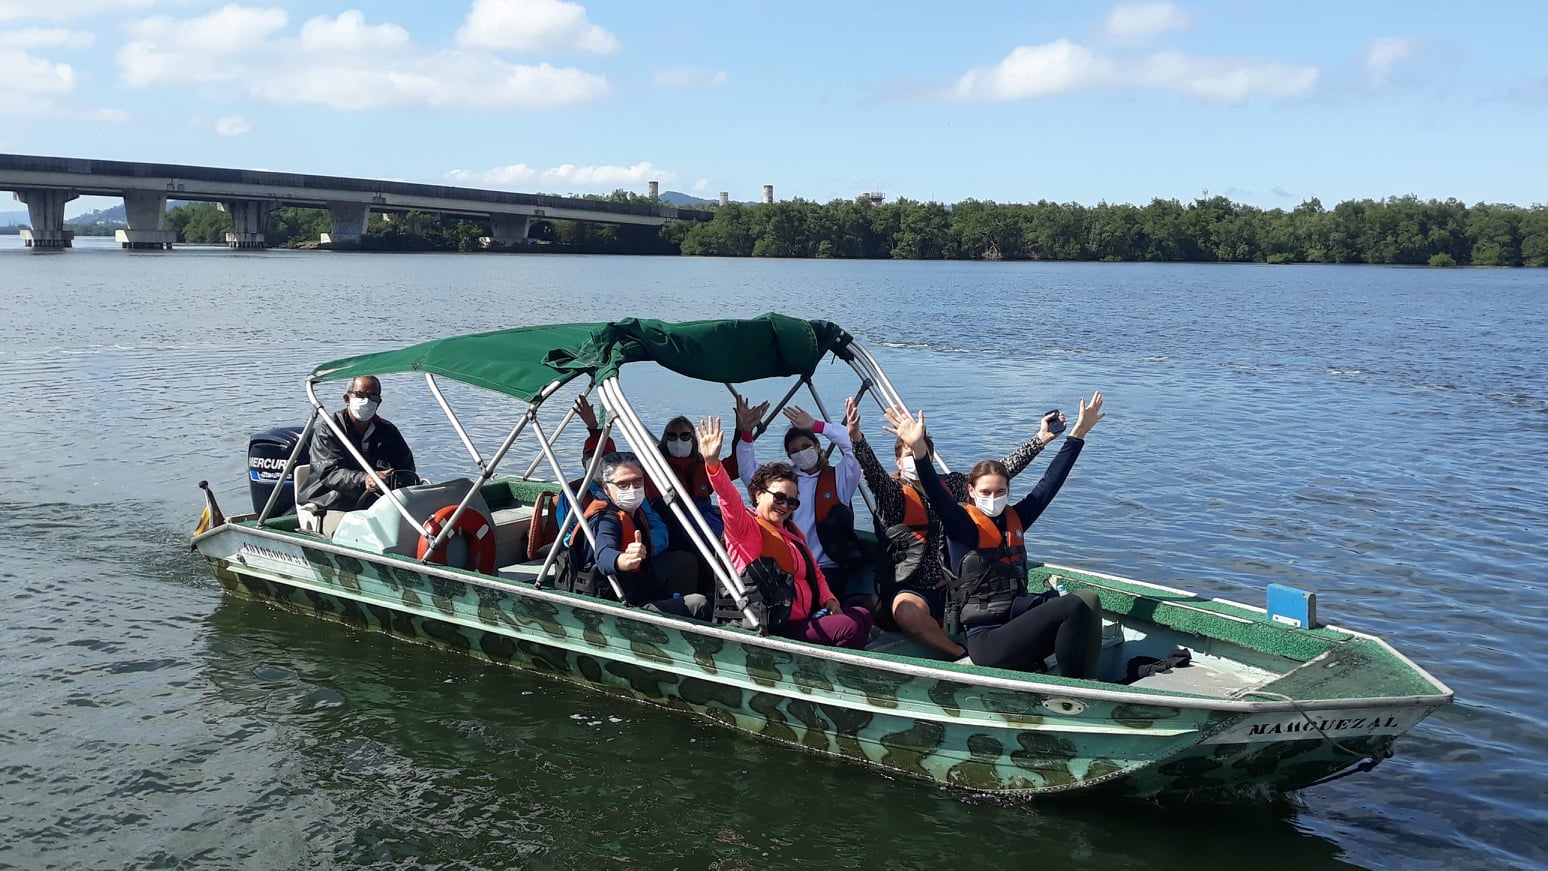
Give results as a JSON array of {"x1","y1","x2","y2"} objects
[{"x1": 698, "y1": 417, "x2": 872, "y2": 649}]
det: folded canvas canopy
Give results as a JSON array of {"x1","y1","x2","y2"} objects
[{"x1": 310, "y1": 313, "x2": 856, "y2": 401}]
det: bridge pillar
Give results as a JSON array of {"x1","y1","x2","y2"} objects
[
  {"x1": 320, "y1": 201, "x2": 369, "y2": 249},
  {"x1": 14, "y1": 188, "x2": 77, "y2": 249},
  {"x1": 481, "y1": 213, "x2": 533, "y2": 250},
  {"x1": 218, "y1": 199, "x2": 275, "y2": 249},
  {"x1": 115, "y1": 190, "x2": 175, "y2": 250}
]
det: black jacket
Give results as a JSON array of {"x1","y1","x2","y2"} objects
[{"x1": 297, "y1": 409, "x2": 415, "y2": 511}]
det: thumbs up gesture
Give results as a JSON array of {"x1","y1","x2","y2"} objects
[{"x1": 620, "y1": 530, "x2": 647, "y2": 572}]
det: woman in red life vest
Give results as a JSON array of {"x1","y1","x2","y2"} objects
[
  {"x1": 699, "y1": 417, "x2": 873, "y2": 649},
  {"x1": 886, "y1": 395, "x2": 1106, "y2": 676}
]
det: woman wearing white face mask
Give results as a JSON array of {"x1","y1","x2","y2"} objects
[
  {"x1": 567, "y1": 452, "x2": 709, "y2": 618},
  {"x1": 741, "y1": 400, "x2": 868, "y2": 607},
  {"x1": 852, "y1": 409, "x2": 1065, "y2": 659},
  {"x1": 885, "y1": 393, "x2": 1106, "y2": 677}
]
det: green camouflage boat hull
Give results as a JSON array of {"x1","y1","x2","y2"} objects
[{"x1": 196, "y1": 523, "x2": 1439, "y2": 799}]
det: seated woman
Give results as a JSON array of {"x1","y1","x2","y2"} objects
[
  {"x1": 854, "y1": 408, "x2": 1071, "y2": 662},
  {"x1": 737, "y1": 399, "x2": 869, "y2": 608},
  {"x1": 558, "y1": 395, "x2": 668, "y2": 556},
  {"x1": 643, "y1": 397, "x2": 766, "y2": 594},
  {"x1": 885, "y1": 395, "x2": 1106, "y2": 677},
  {"x1": 852, "y1": 407, "x2": 1067, "y2": 660},
  {"x1": 699, "y1": 417, "x2": 873, "y2": 649},
  {"x1": 570, "y1": 451, "x2": 709, "y2": 620}
]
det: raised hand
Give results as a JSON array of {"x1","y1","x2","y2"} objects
[
  {"x1": 882, "y1": 406, "x2": 928, "y2": 457},
  {"x1": 734, "y1": 394, "x2": 769, "y2": 434},
  {"x1": 619, "y1": 530, "x2": 646, "y2": 572},
  {"x1": 1038, "y1": 409, "x2": 1066, "y2": 444},
  {"x1": 844, "y1": 396, "x2": 863, "y2": 442},
  {"x1": 572, "y1": 395, "x2": 600, "y2": 430},
  {"x1": 783, "y1": 405, "x2": 816, "y2": 431},
  {"x1": 696, "y1": 417, "x2": 724, "y2": 463},
  {"x1": 1069, "y1": 390, "x2": 1106, "y2": 439}
]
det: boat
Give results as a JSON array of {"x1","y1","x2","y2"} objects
[{"x1": 190, "y1": 314, "x2": 1453, "y2": 799}]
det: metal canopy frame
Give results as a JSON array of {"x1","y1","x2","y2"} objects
[{"x1": 253, "y1": 336, "x2": 933, "y2": 635}]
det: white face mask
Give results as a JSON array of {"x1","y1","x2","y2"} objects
[
  {"x1": 348, "y1": 396, "x2": 379, "y2": 422},
  {"x1": 898, "y1": 454, "x2": 918, "y2": 481},
  {"x1": 612, "y1": 486, "x2": 645, "y2": 513},
  {"x1": 789, "y1": 447, "x2": 820, "y2": 472},
  {"x1": 665, "y1": 438, "x2": 693, "y2": 459},
  {"x1": 974, "y1": 493, "x2": 1009, "y2": 518}
]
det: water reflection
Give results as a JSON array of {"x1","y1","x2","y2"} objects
[{"x1": 199, "y1": 595, "x2": 1359, "y2": 870}]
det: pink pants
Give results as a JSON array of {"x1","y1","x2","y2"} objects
[{"x1": 777, "y1": 606, "x2": 874, "y2": 650}]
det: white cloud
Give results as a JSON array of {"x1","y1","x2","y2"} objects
[
  {"x1": 446, "y1": 161, "x2": 676, "y2": 193},
  {"x1": 1364, "y1": 36, "x2": 1416, "y2": 88},
  {"x1": 117, "y1": 6, "x2": 610, "y2": 111},
  {"x1": 0, "y1": 47, "x2": 74, "y2": 94},
  {"x1": 947, "y1": 38, "x2": 1317, "y2": 103},
  {"x1": 691, "y1": 177, "x2": 709, "y2": 193},
  {"x1": 299, "y1": 10, "x2": 409, "y2": 53},
  {"x1": 215, "y1": 115, "x2": 251, "y2": 136},
  {"x1": 654, "y1": 67, "x2": 727, "y2": 90},
  {"x1": 1102, "y1": 2, "x2": 1191, "y2": 40},
  {"x1": 456, "y1": 0, "x2": 618, "y2": 54},
  {"x1": 949, "y1": 40, "x2": 1113, "y2": 101},
  {"x1": 0, "y1": 0, "x2": 155, "y2": 23},
  {"x1": 0, "y1": 28, "x2": 94, "y2": 48}
]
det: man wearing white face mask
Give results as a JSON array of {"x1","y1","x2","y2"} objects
[{"x1": 298, "y1": 375, "x2": 417, "y2": 512}]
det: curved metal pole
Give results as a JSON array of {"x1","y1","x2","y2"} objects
[
  {"x1": 426, "y1": 372, "x2": 485, "y2": 471},
  {"x1": 528, "y1": 416, "x2": 626, "y2": 601},
  {"x1": 802, "y1": 379, "x2": 878, "y2": 516},
  {"x1": 846, "y1": 340, "x2": 951, "y2": 474},
  {"x1": 258, "y1": 408, "x2": 318, "y2": 525},
  {"x1": 531, "y1": 420, "x2": 613, "y2": 586},
  {"x1": 522, "y1": 382, "x2": 594, "y2": 480},
  {"x1": 418, "y1": 402, "x2": 536, "y2": 565},
  {"x1": 598, "y1": 378, "x2": 759, "y2": 627}
]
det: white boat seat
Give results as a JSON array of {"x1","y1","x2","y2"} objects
[
  {"x1": 292, "y1": 463, "x2": 345, "y2": 537},
  {"x1": 491, "y1": 505, "x2": 534, "y2": 567}
]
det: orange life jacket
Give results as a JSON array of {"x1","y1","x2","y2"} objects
[
  {"x1": 583, "y1": 499, "x2": 652, "y2": 562},
  {"x1": 648, "y1": 454, "x2": 718, "y2": 502},
  {"x1": 898, "y1": 479, "x2": 931, "y2": 544},
  {"x1": 964, "y1": 502, "x2": 1026, "y2": 568}
]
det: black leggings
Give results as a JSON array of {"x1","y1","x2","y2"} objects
[{"x1": 965, "y1": 592, "x2": 1098, "y2": 678}]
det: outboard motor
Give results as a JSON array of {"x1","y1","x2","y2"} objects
[{"x1": 248, "y1": 425, "x2": 308, "y2": 514}]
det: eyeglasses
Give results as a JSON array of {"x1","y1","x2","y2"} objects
[
  {"x1": 765, "y1": 491, "x2": 800, "y2": 510},
  {"x1": 663, "y1": 432, "x2": 694, "y2": 442},
  {"x1": 608, "y1": 476, "x2": 645, "y2": 490},
  {"x1": 347, "y1": 390, "x2": 382, "y2": 401}
]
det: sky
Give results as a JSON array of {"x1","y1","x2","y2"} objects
[{"x1": 2, "y1": 0, "x2": 1547, "y2": 213}]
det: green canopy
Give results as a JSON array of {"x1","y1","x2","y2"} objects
[{"x1": 310, "y1": 314, "x2": 854, "y2": 403}]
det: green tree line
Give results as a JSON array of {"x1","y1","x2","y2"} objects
[{"x1": 664, "y1": 195, "x2": 1548, "y2": 266}]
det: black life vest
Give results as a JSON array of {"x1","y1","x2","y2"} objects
[
  {"x1": 879, "y1": 480, "x2": 937, "y2": 591},
  {"x1": 810, "y1": 464, "x2": 863, "y2": 570},
  {"x1": 950, "y1": 503, "x2": 1028, "y2": 628},
  {"x1": 718, "y1": 517, "x2": 821, "y2": 634}
]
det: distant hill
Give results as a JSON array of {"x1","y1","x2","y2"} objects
[
  {"x1": 0, "y1": 209, "x2": 27, "y2": 227},
  {"x1": 659, "y1": 191, "x2": 716, "y2": 207},
  {"x1": 67, "y1": 204, "x2": 128, "y2": 225}
]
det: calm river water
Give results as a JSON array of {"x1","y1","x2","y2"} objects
[{"x1": 1, "y1": 236, "x2": 1544, "y2": 869}]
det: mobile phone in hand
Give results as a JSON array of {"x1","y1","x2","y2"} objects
[{"x1": 1044, "y1": 410, "x2": 1066, "y2": 435}]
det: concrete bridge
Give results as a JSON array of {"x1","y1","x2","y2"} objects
[{"x1": 0, "y1": 153, "x2": 710, "y2": 250}]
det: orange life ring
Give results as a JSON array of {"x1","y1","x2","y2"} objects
[{"x1": 417, "y1": 505, "x2": 497, "y2": 575}]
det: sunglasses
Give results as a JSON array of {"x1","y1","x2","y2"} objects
[
  {"x1": 663, "y1": 432, "x2": 694, "y2": 442},
  {"x1": 347, "y1": 390, "x2": 382, "y2": 401},
  {"x1": 608, "y1": 476, "x2": 645, "y2": 490},
  {"x1": 765, "y1": 491, "x2": 800, "y2": 510}
]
